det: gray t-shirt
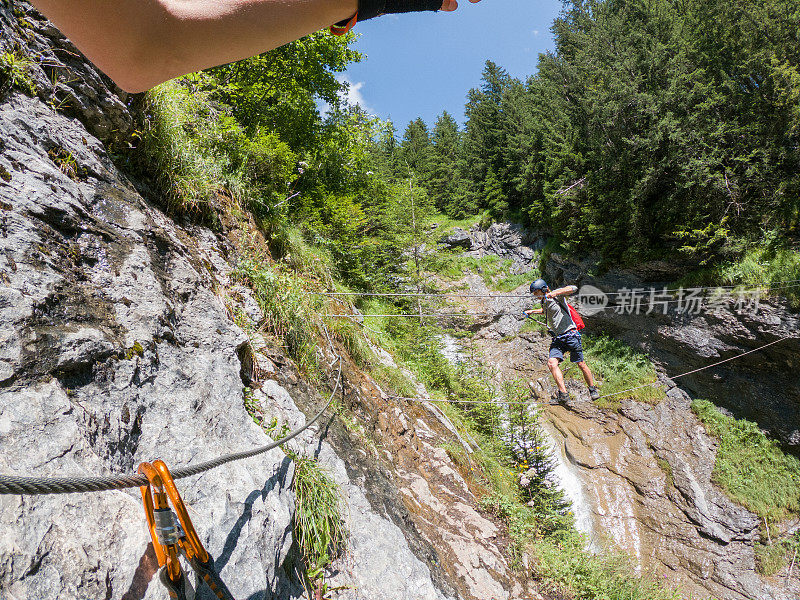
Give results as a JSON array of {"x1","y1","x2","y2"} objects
[{"x1": 541, "y1": 288, "x2": 577, "y2": 336}]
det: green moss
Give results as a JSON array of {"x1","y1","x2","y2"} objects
[
  {"x1": 124, "y1": 341, "x2": 144, "y2": 360},
  {"x1": 0, "y1": 165, "x2": 11, "y2": 183},
  {"x1": 692, "y1": 399, "x2": 800, "y2": 521}
]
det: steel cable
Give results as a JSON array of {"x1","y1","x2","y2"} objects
[
  {"x1": 0, "y1": 358, "x2": 342, "y2": 496},
  {"x1": 387, "y1": 334, "x2": 797, "y2": 405}
]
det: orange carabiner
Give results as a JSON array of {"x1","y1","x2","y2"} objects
[
  {"x1": 152, "y1": 460, "x2": 210, "y2": 564},
  {"x1": 138, "y1": 462, "x2": 183, "y2": 584}
]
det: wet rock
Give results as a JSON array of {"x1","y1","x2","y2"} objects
[{"x1": 542, "y1": 394, "x2": 778, "y2": 600}]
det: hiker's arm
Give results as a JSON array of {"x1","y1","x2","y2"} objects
[
  {"x1": 29, "y1": 0, "x2": 479, "y2": 93},
  {"x1": 546, "y1": 285, "x2": 578, "y2": 298},
  {"x1": 524, "y1": 308, "x2": 544, "y2": 315}
]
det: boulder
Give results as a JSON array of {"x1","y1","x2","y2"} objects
[{"x1": 438, "y1": 228, "x2": 474, "y2": 249}]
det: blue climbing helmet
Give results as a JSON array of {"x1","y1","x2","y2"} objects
[{"x1": 530, "y1": 278, "x2": 549, "y2": 294}]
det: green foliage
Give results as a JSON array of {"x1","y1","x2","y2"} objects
[
  {"x1": 391, "y1": 0, "x2": 800, "y2": 265},
  {"x1": 210, "y1": 32, "x2": 361, "y2": 150},
  {"x1": 234, "y1": 256, "x2": 322, "y2": 374},
  {"x1": 139, "y1": 78, "x2": 230, "y2": 217},
  {"x1": 0, "y1": 49, "x2": 35, "y2": 95},
  {"x1": 533, "y1": 538, "x2": 681, "y2": 600},
  {"x1": 371, "y1": 363, "x2": 417, "y2": 398},
  {"x1": 494, "y1": 270, "x2": 535, "y2": 293},
  {"x1": 677, "y1": 239, "x2": 800, "y2": 307},
  {"x1": 577, "y1": 336, "x2": 663, "y2": 406},
  {"x1": 754, "y1": 541, "x2": 787, "y2": 576},
  {"x1": 692, "y1": 399, "x2": 800, "y2": 521},
  {"x1": 292, "y1": 454, "x2": 347, "y2": 573},
  {"x1": 429, "y1": 112, "x2": 469, "y2": 215}
]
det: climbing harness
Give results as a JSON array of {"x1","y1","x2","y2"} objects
[{"x1": 139, "y1": 460, "x2": 235, "y2": 600}]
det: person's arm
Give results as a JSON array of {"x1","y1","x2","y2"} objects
[
  {"x1": 30, "y1": 0, "x2": 476, "y2": 93},
  {"x1": 524, "y1": 307, "x2": 544, "y2": 315},
  {"x1": 546, "y1": 285, "x2": 578, "y2": 298}
]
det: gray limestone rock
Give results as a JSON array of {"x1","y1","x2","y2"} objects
[
  {"x1": 438, "y1": 228, "x2": 474, "y2": 250},
  {"x1": 0, "y1": 91, "x2": 298, "y2": 600}
]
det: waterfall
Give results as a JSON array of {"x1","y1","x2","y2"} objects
[{"x1": 539, "y1": 419, "x2": 600, "y2": 551}]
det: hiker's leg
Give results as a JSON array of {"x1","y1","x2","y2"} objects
[
  {"x1": 576, "y1": 361, "x2": 596, "y2": 387},
  {"x1": 547, "y1": 357, "x2": 567, "y2": 393}
]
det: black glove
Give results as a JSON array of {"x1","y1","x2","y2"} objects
[
  {"x1": 331, "y1": 0, "x2": 441, "y2": 34},
  {"x1": 359, "y1": 0, "x2": 442, "y2": 20}
]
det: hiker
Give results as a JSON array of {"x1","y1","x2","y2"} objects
[
  {"x1": 524, "y1": 279, "x2": 600, "y2": 403},
  {"x1": 29, "y1": 0, "x2": 481, "y2": 93}
]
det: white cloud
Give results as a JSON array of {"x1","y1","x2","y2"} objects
[
  {"x1": 532, "y1": 29, "x2": 540, "y2": 36},
  {"x1": 337, "y1": 75, "x2": 369, "y2": 110},
  {"x1": 319, "y1": 75, "x2": 374, "y2": 116}
]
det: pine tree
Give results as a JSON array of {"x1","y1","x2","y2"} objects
[
  {"x1": 399, "y1": 118, "x2": 433, "y2": 183},
  {"x1": 428, "y1": 111, "x2": 468, "y2": 215}
]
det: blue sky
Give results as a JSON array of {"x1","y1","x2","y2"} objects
[{"x1": 339, "y1": 0, "x2": 563, "y2": 132}]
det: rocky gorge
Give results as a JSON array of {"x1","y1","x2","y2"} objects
[
  {"x1": 437, "y1": 223, "x2": 800, "y2": 600},
  {"x1": 2, "y1": 3, "x2": 800, "y2": 600}
]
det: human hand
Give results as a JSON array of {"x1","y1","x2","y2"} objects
[{"x1": 440, "y1": 0, "x2": 481, "y2": 12}]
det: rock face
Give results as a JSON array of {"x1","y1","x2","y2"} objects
[
  {"x1": 0, "y1": 7, "x2": 546, "y2": 600},
  {"x1": 438, "y1": 223, "x2": 543, "y2": 272},
  {"x1": 542, "y1": 389, "x2": 782, "y2": 600},
  {"x1": 438, "y1": 228, "x2": 474, "y2": 250},
  {"x1": 0, "y1": 87, "x2": 299, "y2": 599}
]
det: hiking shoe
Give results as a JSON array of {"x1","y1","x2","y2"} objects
[
  {"x1": 589, "y1": 386, "x2": 600, "y2": 401},
  {"x1": 555, "y1": 390, "x2": 570, "y2": 404}
]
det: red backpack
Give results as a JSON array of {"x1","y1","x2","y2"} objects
[{"x1": 556, "y1": 297, "x2": 586, "y2": 331}]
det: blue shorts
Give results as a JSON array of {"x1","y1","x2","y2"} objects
[{"x1": 549, "y1": 331, "x2": 584, "y2": 363}]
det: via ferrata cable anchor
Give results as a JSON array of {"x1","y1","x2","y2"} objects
[{"x1": 139, "y1": 460, "x2": 236, "y2": 600}]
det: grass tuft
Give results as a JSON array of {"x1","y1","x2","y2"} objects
[
  {"x1": 578, "y1": 335, "x2": 664, "y2": 406},
  {"x1": 691, "y1": 399, "x2": 800, "y2": 522},
  {"x1": 234, "y1": 255, "x2": 323, "y2": 374},
  {"x1": 292, "y1": 454, "x2": 347, "y2": 574},
  {"x1": 0, "y1": 49, "x2": 36, "y2": 95}
]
